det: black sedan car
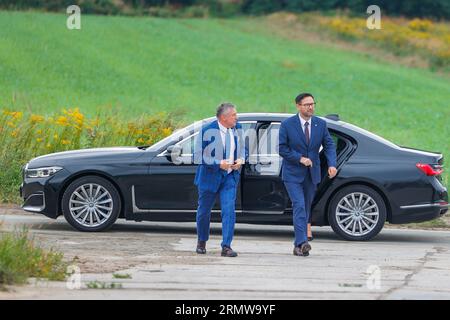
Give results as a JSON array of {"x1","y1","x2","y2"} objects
[{"x1": 20, "y1": 113, "x2": 448, "y2": 241}]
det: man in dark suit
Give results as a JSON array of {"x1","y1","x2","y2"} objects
[
  {"x1": 279, "y1": 93, "x2": 337, "y2": 256},
  {"x1": 193, "y1": 103, "x2": 245, "y2": 257}
]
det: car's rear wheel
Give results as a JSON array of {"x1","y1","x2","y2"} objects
[
  {"x1": 328, "y1": 185, "x2": 386, "y2": 241},
  {"x1": 62, "y1": 176, "x2": 121, "y2": 232}
]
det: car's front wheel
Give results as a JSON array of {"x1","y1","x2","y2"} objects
[
  {"x1": 62, "y1": 175, "x2": 121, "y2": 232},
  {"x1": 328, "y1": 185, "x2": 386, "y2": 241}
]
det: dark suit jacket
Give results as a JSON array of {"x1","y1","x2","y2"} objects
[{"x1": 279, "y1": 114, "x2": 337, "y2": 184}]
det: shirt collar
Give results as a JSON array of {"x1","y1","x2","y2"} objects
[
  {"x1": 298, "y1": 114, "x2": 311, "y2": 127},
  {"x1": 218, "y1": 121, "x2": 230, "y2": 133}
]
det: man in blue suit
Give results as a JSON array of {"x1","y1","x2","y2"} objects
[
  {"x1": 279, "y1": 93, "x2": 337, "y2": 257},
  {"x1": 193, "y1": 103, "x2": 245, "y2": 257}
]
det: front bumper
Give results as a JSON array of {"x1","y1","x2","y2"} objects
[
  {"x1": 22, "y1": 189, "x2": 46, "y2": 213},
  {"x1": 20, "y1": 167, "x2": 71, "y2": 219}
]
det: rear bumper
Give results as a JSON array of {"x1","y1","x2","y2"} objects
[
  {"x1": 391, "y1": 201, "x2": 448, "y2": 224},
  {"x1": 390, "y1": 174, "x2": 448, "y2": 224}
]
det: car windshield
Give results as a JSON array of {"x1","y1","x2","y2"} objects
[
  {"x1": 147, "y1": 117, "x2": 215, "y2": 152},
  {"x1": 147, "y1": 124, "x2": 195, "y2": 152}
]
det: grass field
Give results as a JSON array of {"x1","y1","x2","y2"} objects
[{"x1": 0, "y1": 11, "x2": 449, "y2": 187}]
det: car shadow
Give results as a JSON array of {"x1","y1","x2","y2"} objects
[{"x1": 21, "y1": 217, "x2": 450, "y2": 245}]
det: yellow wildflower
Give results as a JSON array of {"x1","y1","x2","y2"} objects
[
  {"x1": 10, "y1": 111, "x2": 23, "y2": 120},
  {"x1": 56, "y1": 116, "x2": 69, "y2": 126},
  {"x1": 162, "y1": 128, "x2": 172, "y2": 136},
  {"x1": 30, "y1": 114, "x2": 45, "y2": 123}
]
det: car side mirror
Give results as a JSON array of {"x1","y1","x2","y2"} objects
[{"x1": 166, "y1": 145, "x2": 182, "y2": 158}]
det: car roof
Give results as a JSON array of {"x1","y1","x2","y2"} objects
[
  {"x1": 236, "y1": 112, "x2": 344, "y2": 126},
  {"x1": 235, "y1": 113, "x2": 399, "y2": 149},
  {"x1": 149, "y1": 112, "x2": 399, "y2": 153}
]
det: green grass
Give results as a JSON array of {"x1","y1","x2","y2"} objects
[
  {"x1": 112, "y1": 273, "x2": 132, "y2": 279},
  {"x1": 0, "y1": 228, "x2": 67, "y2": 287},
  {"x1": 0, "y1": 11, "x2": 449, "y2": 186},
  {"x1": 86, "y1": 281, "x2": 123, "y2": 289}
]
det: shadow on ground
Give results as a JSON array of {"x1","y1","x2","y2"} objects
[{"x1": 11, "y1": 216, "x2": 450, "y2": 245}]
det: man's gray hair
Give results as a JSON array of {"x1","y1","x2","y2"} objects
[{"x1": 216, "y1": 102, "x2": 236, "y2": 118}]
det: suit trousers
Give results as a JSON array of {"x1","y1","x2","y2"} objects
[
  {"x1": 196, "y1": 172, "x2": 237, "y2": 248},
  {"x1": 284, "y1": 171, "x2": 317, "y2": 246}
]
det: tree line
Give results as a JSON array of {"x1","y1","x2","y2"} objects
[{"x1": 1, "y1": 0, "x2": 449, "y2": 20}]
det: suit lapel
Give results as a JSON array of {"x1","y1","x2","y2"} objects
[
  {"x1": 309, "y1": 116, "x2": 317, "y2": 148},
  {"x1": 211, "y1": 120, "x2": 219, "y2": 130}
]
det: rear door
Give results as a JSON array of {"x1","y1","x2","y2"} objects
[{"x1": 242, "y1": 121, "x2": 288, "y2": 214}]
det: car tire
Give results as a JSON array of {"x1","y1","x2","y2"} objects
[
  {"x1": 62, "y1": 175, "x2": 121, "y2": 232},
  {"x1": 328, "y1": 185, "x2": 386, "y2": 241}
]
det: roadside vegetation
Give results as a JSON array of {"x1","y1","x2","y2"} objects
[
  {"x1": 113, "y1": 273, "x2": 132, "y2": 279},
  {"x1": 295, "y1": 13, "x2": 450, "y2": 70},
  {"x1": 0, "y1": 108, "x2": 179, "y2": 203},
  {"x1": 86, "y1": 281, "x2": 123, "y2": 289},
  {"x1": 0, "y1": 227, "x2": 67, "y2": 289}
]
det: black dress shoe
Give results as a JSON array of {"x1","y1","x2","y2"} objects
[
  {"x1": 221, "y1": 246, "x2": 238, "y2": 257},
  {"x1": 294, "y1": 242, "x2": 311, "y2": 256},
  {"x1": 293, "y1": 246, "x2": 303, "y2": 256},
  {"x1": 196, "y1": 241, "x2": 206, "y2": 254},
  {"x1": 300, "y1": 242, "x2": 311, "y2": 256}
]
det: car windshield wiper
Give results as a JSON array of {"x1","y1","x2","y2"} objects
[{"x1": 136, "y1": 145, "x2": 150, "y2": 150}]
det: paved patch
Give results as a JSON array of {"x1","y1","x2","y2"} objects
[{"x1": 1, "y1": 209, "x2": 450, "y2": 299}]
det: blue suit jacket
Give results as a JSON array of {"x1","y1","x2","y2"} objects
[
  {"x1": 194, "y1": 120, "x2": 246, "y2": 193},
  {"x1": 279, "y1": 114, "x2": 337, "y2": 184}
]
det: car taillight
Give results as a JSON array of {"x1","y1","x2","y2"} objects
[{"x1": 416, "y1": 163, "x2": 443, "y2": 176}]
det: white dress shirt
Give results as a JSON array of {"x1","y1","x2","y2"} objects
[
  {"x1": 218, "y1": 121, "x2": 235, "y2": 173},
  {"x1": 298, "y1": 114, "x2": 311, "y2": 140}
]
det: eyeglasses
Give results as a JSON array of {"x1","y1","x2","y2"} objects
[{"x1": 300, "y1": 102, "x2": 316, "y2": 108}]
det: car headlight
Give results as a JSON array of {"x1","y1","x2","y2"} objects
[{"x1": 25, "y1": 166, "x2": 63, "y2": 178}]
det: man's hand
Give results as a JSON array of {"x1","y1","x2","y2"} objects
[
  {"x1": 220, "y1": 160, "x2": 232, "y2": 171},
  {"x1": 300, "y1": 157, "x2": 313, "y2": 167},
  {"x1": 231, "y1": 159, "x2": 244, "y2": 171},
  {"x1": 328, "y1": 167, "x2": 337, "y2": 178}
]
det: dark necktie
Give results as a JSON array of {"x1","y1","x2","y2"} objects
[{"x1": 304, "y1": 122, "x2": 310, "y2": 145}]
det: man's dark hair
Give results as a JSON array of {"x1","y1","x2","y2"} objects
[{"x1": 295, "y1": 93, "x2": 315, "y2": 105}]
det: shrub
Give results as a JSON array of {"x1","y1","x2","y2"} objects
[{"x1": 0, "y1": 228, "x2": 67, "y2": 286}]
